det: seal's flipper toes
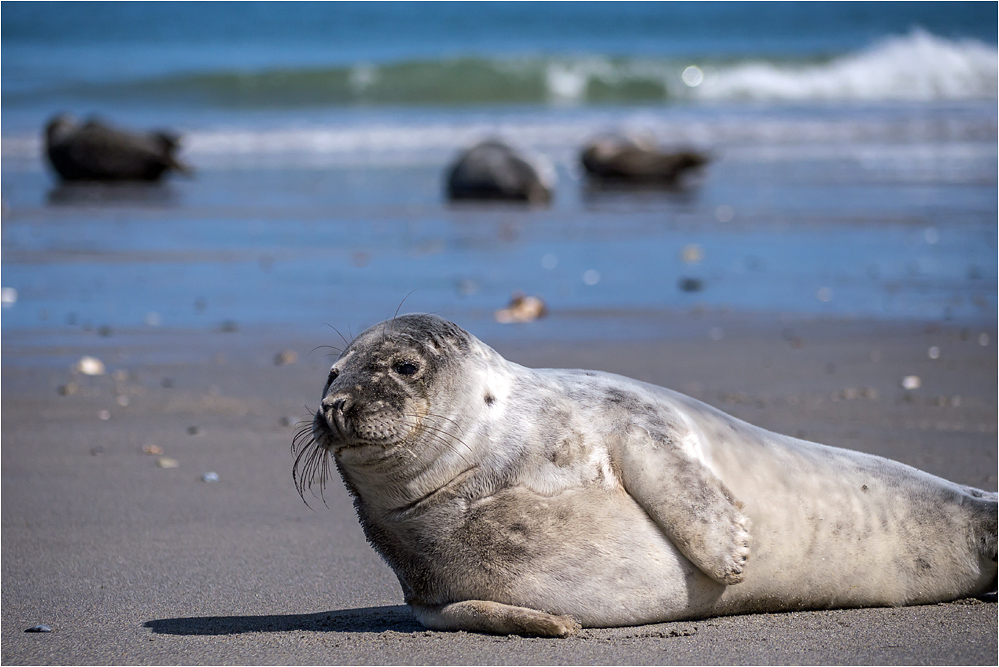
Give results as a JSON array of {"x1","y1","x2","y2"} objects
[
  {"x1": 716, "y1": 515, "x2": 752, "y2": 584},
  {"x1": 617, "y1": 424, "x2": 753, "y2": 586},
  {"x1": 411, "y1": 600, "x2": 579, "y2": 637},
  {"x1": 699, "y1": 511, "x2": 751, "y2": 584}
]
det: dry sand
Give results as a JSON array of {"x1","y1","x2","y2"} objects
[{"x1": 2, "y1": 314, "x2": 996, "y2": 665}]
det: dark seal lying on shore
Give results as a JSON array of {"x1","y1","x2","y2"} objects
[
  {"x1": 294, "y1": 314, "x2": 997, "y2": 637},
  {"x1": 44, "y1": 114, "x2": 192, "y2": 182},
  {"x1": 581, "y1": 134, "x2": 710, "y2": 184},
  {"x1": 445, "y1": 140, "x2": 555, "y2": 203}
]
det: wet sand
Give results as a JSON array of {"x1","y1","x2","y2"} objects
[{"x1": 2, "y1": 314, "x2": 995, "y2": 665}]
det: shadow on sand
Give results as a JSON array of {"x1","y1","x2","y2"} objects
[{"x1": 144, "y1": 605, "x2": 423, "y2": 635}]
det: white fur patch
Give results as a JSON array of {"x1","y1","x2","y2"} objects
[
  {"x1": 675, "y1": 415, "x2": 718, "y2": 477},
  {"x1": 482, "y1": 361, "x2": 515, "y2": 415}
]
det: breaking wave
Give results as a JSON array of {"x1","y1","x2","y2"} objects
[{"x1": 691, "y1": 30, "x2": 998, "y2": 102}]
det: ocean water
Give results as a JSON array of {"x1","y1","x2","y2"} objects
[{"x1": 1, "y1": 2, "x2": 997, "y2": 346}]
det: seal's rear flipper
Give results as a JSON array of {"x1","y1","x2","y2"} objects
[
  {"x1": 968, "y1": 491, "x2": 997, "y2": 591},
  {"x1": 411, "y1": 600, "x2": 580, "y2": 637}
]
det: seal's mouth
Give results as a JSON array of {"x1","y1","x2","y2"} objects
[{"x1": 292, "y1": 407, "x2": 408, "y2": 506}]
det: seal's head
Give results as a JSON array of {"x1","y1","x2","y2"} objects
[
  {"x1": 44, "y1": 113, "x2": 78, "y2": 148},
  {"x1": 293, "y1": 314, "x2": 485, "y2": 505}
]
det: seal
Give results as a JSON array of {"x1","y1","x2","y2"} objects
[
  {"x1": 445, "y1": 139, "x2": 555, "y2": 203},
  {"x1": 581, "y1": 133, "x2": 709, "y2": 184},
  {"x1": 293, "y1": 314, "x2": 997, "y2": 638},
  {"x1": 44, "y1": 113, "x2": 192, "y2": 182}
]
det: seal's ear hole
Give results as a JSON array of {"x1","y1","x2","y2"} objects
[{"x1": 394, "y1": 361, "x2": 420, "y2": 376}]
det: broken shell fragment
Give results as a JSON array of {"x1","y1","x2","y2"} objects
[{"x1": 495, "y1": 293, "x2": 547, "y2": 324}]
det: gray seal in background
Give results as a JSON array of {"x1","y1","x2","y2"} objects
[
  {"x1": 294, "y1": 314, "x2": 997, "y2": 638},
  {"x1": 445, "y1": 139, "x2": 555, "y2": 203},
  {"x1": 44, "y1": 114, "x2": 192, "y2": 182},
  {"x1": 581, "y1": 133, "x2": 709, "y2": 183}
]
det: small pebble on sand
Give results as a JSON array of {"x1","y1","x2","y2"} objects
[
  {"x1": 25, "y1": 624, "x2": 52, "y2": 633},
  {"x1": 75, "y1": 356, "x2": 105, "y2": 376},
  {"x1": 156, "y1": 457, "x2": 179, "y2": 469},
  {"x1": 274, "y1": 350, "x2": 298, "y2": 366},
  {"x1": 901, "y1": 375, "x2": 921, "y2": 390},
  {"x1": 202, "y1": 472, "x2": 219, "y2": 483},
  {"x1": 928, "y1": 346, "x2": 940, "y2": 359},
  {"x1": 143, "y1": 445, "x2": 164, "y2": 455},
  {"x1": 681, "y1": 244, "x2": 704, "y2": 264},
  {"x1": 714, "y1": 205, "x2": 735, "y2": 222},
  {"x1": 97, "y1": 410, "x2": 111, "y2": 421},
  {"x1": 456, "y1": 278, "x2": 478, "y2": 296},
  {"x1": 679, "y1": 277, "x2": 703, "y2": 293}
]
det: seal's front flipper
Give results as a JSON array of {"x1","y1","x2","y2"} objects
[
  {"x1": 616, "y1": 424, "x2": 751, "y2": 585},
  {"x1": 411, "y1": 600, "x2": 580, "y2": 637}
]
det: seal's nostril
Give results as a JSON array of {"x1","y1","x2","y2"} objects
[{"x1": 324, "y1": 394, "x2": 348, "y2": 414}]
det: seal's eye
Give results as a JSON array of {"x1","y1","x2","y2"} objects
[
  {"x1": 324, "y1": 368, "x2": 339, "y2": 389},
  {"x1": 393, "y1": 361, "x2": 419, "y2": 376}
]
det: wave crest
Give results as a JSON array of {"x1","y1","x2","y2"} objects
[{"x1": 691, "y1": 30, "x2": 998, "y2": 102}]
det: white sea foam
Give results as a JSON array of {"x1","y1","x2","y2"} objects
[
  {"x1": 4, "y1": 106, "x2": 993, "y2": 173},
  {"x1": 693, "y1": 30, "x2": 998, "y2": 102}
]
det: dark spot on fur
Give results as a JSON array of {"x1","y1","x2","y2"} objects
[
  {"x1": 915, "y1": 557, "x2": 932, "y2": 570},
  {"x1": 861, "y1": 484, "x2": 869, "y2": 492},
  {"x1": 605, "y1": 388, "x2": 628, "y2": 405},
  {"x1": 484, "y1": 394, "x2": 495, "y2": 405}
]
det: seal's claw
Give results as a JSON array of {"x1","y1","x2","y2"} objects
[{"x1": 716, "y1": 517, "x2": 752, "y2": 584}]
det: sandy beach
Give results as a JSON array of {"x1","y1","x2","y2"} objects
[{"x1": 2, "y1": 314, "x2": 995, "y2": 665}]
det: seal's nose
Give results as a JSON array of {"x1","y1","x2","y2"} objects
[
  {"x1": 323, "y1": 392, "x2": 349, "y2": 415},
  {"x1": 322, "y1": 392, "x2": 353, "y2": 434}
]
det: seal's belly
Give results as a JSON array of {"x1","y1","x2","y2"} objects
[{"x1": 446, "y1": 485, "x2": 722, "y2": 627}]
